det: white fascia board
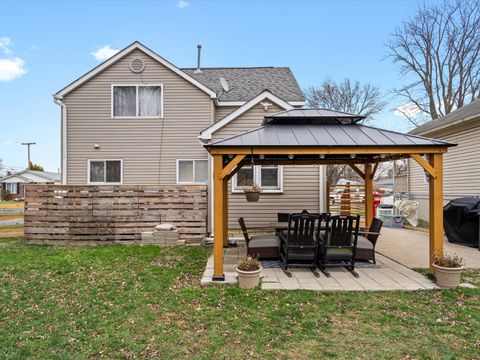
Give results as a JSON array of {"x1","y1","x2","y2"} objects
[
  {"x1": 200, "y1": 91, "x2": 294, "y2": 140},
  {"x1": 54, "y1": 41, "x2": 217, "y2": 99}
]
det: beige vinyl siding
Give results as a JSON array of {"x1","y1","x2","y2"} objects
[
  {"x1": 409, "y1": 120, "x2": 480, "y2": 220},
  {"x1": 211, "y1": 102, "x2": 320, "y2": 229},
  {"x1": 64, "y1": 49, "x2": 213, "y2": 184},
  {"x1": 215, "y1": 106, "x2": 238, "y2": 121}
]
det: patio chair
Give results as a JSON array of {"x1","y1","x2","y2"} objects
[
  {"x1": 238, "y1": 217, "x2": 279, "y2": 259},
  {"x1": 356, "y1": 218, "x2": 383, "y2": 264},
  {"x1": 318, "y1": 214, "x2": 360, "y2": 278},
  {"x1": 279, "y1": 213, "x2": 322, "y2": 277}
]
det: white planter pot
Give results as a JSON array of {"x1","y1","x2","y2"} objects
[
  {"x1": 433, "y1": 263, "x2": 463, "y2": 289},
  {"x1": 236, "y1": 267, "x2": 261, "y2": 289}
]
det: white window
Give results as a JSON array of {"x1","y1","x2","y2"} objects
[
  {"x1": 177, "y1": 160, "x2": 208, "y2": 184},
  {"x1": 5, "y1": 183, "x2": 18, "y2": 194},
  {"x1": 88, "y1": 160, "x2": 122, "y2": 184},
  {"x1": 233, "y1": 165, "x2": 283, "y2": 193},
  {"x1": 112, "y1": 85, "x2": 163, "y2": 118}
]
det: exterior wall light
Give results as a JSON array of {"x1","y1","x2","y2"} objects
[{"x1": 94, "y1": 144, "x2": 100, "y2": 149}]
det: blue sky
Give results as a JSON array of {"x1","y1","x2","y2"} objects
[{"x1": 0, "y1": 0, "x2": 425, "y2": 173}]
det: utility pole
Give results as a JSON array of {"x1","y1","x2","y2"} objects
[{"x1": 22, "y1": 142, "x2": 36, "y2": 168}]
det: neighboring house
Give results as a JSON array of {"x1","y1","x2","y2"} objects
[
  {"x1": 54, "y1": 41, "x2": 325, "y2": 233},
  {"x1": 408, "y1": 99, "x2": 480, "y2": 221},
  {"x1": 0, "y1": 170, "x2": 61, "y2": 200}
]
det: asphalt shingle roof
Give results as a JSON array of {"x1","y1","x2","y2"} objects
[
  {"x1": 206, "y1": 124, "x2": 455, "y2": 148},
  {"x1": 409, "y1": 99, "x2": 480, "y2": 135},
  {"x1": 182, "y1": 67, "x2": 305, "y2": 102}
]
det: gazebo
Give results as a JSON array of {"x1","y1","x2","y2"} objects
[{"x1": 204, "y1": 109, "x2": 456, "y2": 281}]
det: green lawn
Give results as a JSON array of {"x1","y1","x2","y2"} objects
[{"x1": 1, "y1": 237, "x2": 479, "y2": 359}]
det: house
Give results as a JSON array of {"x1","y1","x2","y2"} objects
[
  {"x1": 54, "y1": 41, "x2": 326, "y2": 233},
  {"x1": 408, "y1": 99, "x2": 480, "y2": 222},
  {"x1": 0, "y1": 170, "x2": 61, "y2": 200}
]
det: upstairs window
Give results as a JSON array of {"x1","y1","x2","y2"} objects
[
  {"x1": 233, "y1": 165, "x2": 283, "y2": 193},
  {"x1": 112, "y1": 85, "x2": 163, "y2": 118},
  {"x1": 88, "y1": 160, "x2": 122, "y2": 184}
]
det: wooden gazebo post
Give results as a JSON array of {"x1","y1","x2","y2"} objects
[
  {"x1": 364, "y1": 163, "x2": 374, "y2": 228},
  {"x1": 212, "y1": 154, "x2": 226, "y2": 281},
  {"x1": 428, "y1": 153, "x2": 444, "y2": 273}
]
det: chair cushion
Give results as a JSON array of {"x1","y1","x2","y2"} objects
[
  {"x1": 326, "y1": 248, "x2": 353, "y2": 256},
  {"x1": 356, "y1": 236, "x2": 373, "y2": 250},
  {"x1": 249, "y1": 235, "x2": 279, "y2": 248}
]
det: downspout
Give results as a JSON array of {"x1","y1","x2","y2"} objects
[{"x1": 53, "y1": 95, "x2": 67, "y2": 184}]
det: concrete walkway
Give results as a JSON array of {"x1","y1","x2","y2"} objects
[{"x1": 377, "y1": 227, "x2": 480, "y2": 269}]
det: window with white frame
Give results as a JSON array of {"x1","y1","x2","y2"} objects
[
  {"x1": 112, "y1": 85, "x2": 163, "y2": 118},
  {"x1": 5, "y1": 183, "x2": 18, "y2": 194},
  {"x1": 233, "y1": 165, "x2": 282, "y2": 192},
  {"x1": 177, "y1": 160, "x2": 208, "y2": 184},
  {"x1": 88, "y1": 160, "x2": 122, "y2": 184}
]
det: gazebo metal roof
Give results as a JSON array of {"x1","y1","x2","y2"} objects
[{"x1": 205, "y1": 123, "x2": 455, "y2": 149}]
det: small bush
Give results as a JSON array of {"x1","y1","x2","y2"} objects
[
  {"x1": 237, "y1": 256, "x2": 260, "y2": 271},
  {"x1": 434, "y1": 251, "x2": 464, "y2": 268},
  {"x1": 1, "y1": 190, "x2": 11, "y2": 201}
]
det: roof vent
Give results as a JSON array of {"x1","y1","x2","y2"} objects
[{"x1": 129, "y1": 58, "x2": 145, "y2": 73}]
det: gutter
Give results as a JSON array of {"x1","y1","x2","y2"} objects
[{"x1": 53, "y1": 95, "x2": 67, "y2": 185}]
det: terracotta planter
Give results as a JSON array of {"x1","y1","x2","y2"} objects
[
  {"x1": 433, "y1": 263, "x2": 463, "y2": 288},
  {"x1": 236, "y1": 267, "x2": 261, "y2": 289},
  {"x1": 245, "y1": 191, "x2": 260, "y2": 202}
]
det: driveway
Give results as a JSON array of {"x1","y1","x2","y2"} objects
[{"x1": 376, "y1": 227, "x2": 480, "y2": 269}]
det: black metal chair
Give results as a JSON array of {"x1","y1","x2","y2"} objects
[
  {"x1": 279, "y1": 213, "x2": 322, "y2": 277},
  {"x1": 318, "y1": 214, "x2": 360, "y2": 278},
  {"x1": 238, "y1": 217, "x2": 279, "y2": 259},
  {"x1": 356, "y1": 218, "x2": 383, "y2": 264}
]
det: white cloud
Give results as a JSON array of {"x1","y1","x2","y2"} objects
[
  {"x1": 394, "y1": 102, "x2": 421, "y2": 119},
  {"x1": 3, "y1": 140, "x2": 13, "y2": 145},
  {"x1": 0, "y1": 57, "x2": 27, "y2": 82},
  {"x1": 0, "y1": 37, "x2": 13, "y2": 55},
  {"x1": 91, "y1": 45, "x2": 119, "y2": 61},
  {"x1": 177, "y1": 0, "x2": 189, "y2": 8}
]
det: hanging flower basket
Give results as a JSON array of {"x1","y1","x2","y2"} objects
[{"x1": 244, "y1": 185, "x2": 261, "y2": 202}]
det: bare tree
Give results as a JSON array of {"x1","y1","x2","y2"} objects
[
  {"x1": 305, "y1": 78, "x2": 387, "y2": 121},
  {"x1": 388, "y1": 0, "x2": 480, "y2": 122},
  {"x1": 305, "y1": 78, "x2": 386, "y2": 184}
]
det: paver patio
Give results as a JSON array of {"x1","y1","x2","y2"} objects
[{"x1": 201, "y1": 246, "x2": 439, "y2": 291}]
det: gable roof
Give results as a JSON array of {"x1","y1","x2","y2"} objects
[
  {"x1": 182, "y1": 67, "x2": 305, "y2": 102},
  {"x1": 199, "y1": 90, "x2": 293, "y2": 140},
  {"x1": 205, "y1": 123, "x2": 455, "y2": 148},
  {"x1": 54, "y1": 41, "x2": 217, "y2": 99},
  {"x1": 0, "y1": 170, "x2": 61, "y2": 183},
  {"x1": 409, "y1": 99, "x2": 480, "y2": 135}
]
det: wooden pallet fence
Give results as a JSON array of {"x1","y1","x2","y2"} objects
[
  {"x1": 327, "y1": 183, "x2": 366, "y2": 220},
  {"x1": 24, "y1": 184, "x2": 207, "y2": 244}
]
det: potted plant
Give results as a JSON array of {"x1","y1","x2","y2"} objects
[
  {"x1": 433, "y1": 252, "x2": 465, "y2": 288},
  {"x1": 243, "y1": 184, "x2": 261, "y2": 202},
  {"x1": 236, "y1": 256, "x2": 262, "y2": 289}
]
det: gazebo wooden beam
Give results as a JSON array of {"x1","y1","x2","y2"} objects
[
  {"x1": 410, "y1": 154, "x2": 437, "y2": 178},
  {"x1": 349, "y1": 164, "x2": 365, "y2": 180},
  {"x1": 219, "y1": 155, "x2": 246, "y2": 180}
]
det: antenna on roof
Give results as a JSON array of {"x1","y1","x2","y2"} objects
[{"x1": 220, "y1": 77, "x2": 229, "y2": 92}]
